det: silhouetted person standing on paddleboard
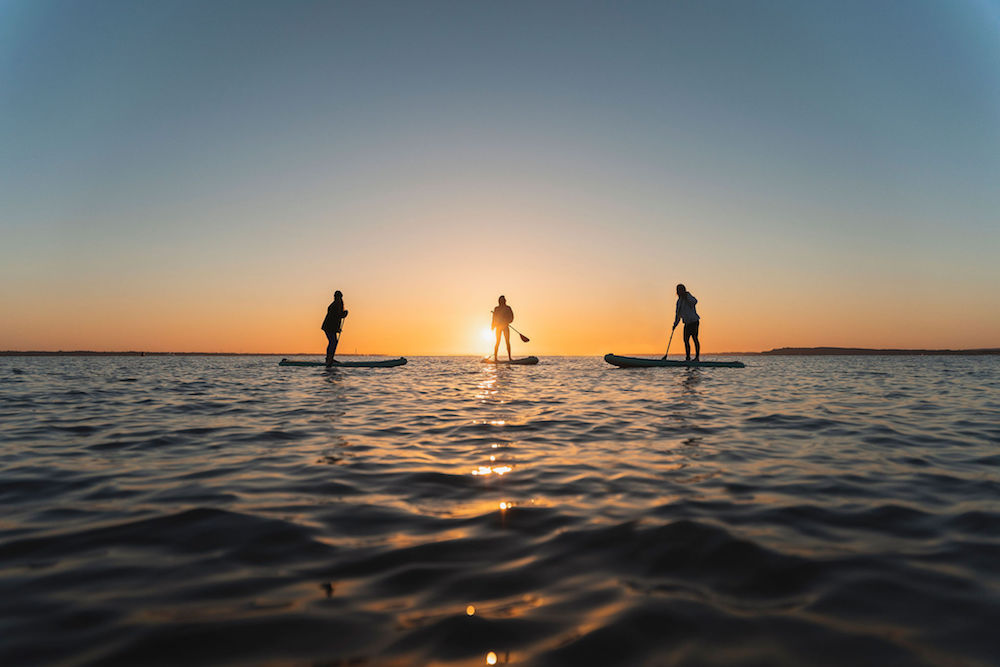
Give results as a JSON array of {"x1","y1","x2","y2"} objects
[
  {"x1": 322, "y1": 291, "x2": 348, "y2": 367},
  {"x1": 671, "y1": 284, "x2": 700, "y2": 362},
  {"x1": 491, "y1": 295, "x2": 514, "y2": 362}
]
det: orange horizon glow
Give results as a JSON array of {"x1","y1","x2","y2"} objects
[
  {"x1": 4, "y1": 275, "x2": 998, "y2": 355},
  {"x1": 5, "y1": 185, "x2": 997, "y2": 355}
]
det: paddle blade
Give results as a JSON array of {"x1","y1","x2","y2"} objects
[{"x1": 518, "y1": 333, "x2": 530, "y2": 343}]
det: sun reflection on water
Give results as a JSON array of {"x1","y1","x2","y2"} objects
[{"x1": 472, "y1": 464, "x2": 513, "y2": 476}]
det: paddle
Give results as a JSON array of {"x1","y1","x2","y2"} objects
[
  {"x1": 489, "y1": 310, "x2": 531, "y2": 343},
  {"x1": 661, "y1": 325, "x2": 676, "y2": 360}
]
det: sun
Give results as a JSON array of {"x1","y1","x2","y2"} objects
[{"x1": 480, "y1": 327, "x2": 494, "y2": 343}]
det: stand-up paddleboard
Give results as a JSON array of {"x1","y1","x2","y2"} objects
[
  {"x1": 604, "y1": 353, "x2": 745, "y2": 368},
  {"x1": 279, "y1": 358, "x2": 407, "y2": 368},
  {"x1": 481, "y1": 356, "x2": 539, "y2": 365}
]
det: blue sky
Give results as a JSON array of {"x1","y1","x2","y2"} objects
[{"x1": 2, "y1": 0, "x2": 998, "y2": 352}]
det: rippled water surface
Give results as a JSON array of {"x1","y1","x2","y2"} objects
[{"x1": 2, "y1": 355, "x2": 998, "y2": 666}]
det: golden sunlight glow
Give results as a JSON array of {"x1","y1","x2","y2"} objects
[
  {"x1": 486, "y1": 651, "x2": 498, "y2": 665},
  {"x1": 499, "y1": 502, "x2": 509, "y2": 511},
  {"x1": 9, "y1": 227, "x2": 997, "y2": 354},
  {"x1": 466, "y1": 605, "x2": 476, "y2": 616}
]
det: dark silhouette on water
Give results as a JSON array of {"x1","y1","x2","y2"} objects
[
  {"x1": 321, "y1": 291, "x2": 348, "y2": 367},
  {"x1": 491, "y1": 295, "x2": 515, "y2": 362},
  {"x1": 667, "y1": 283, "x2": 700, "y2": 362},
  {"x1": 762, "y1": 347, "x2": 1000, "y2": 355}
]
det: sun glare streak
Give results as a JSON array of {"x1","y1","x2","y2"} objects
[{"x1": 472, "y1": 465, "x2": 514, "y2": 476}]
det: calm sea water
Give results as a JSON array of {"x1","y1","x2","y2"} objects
[{"x1": 1, "y1": 355, "x2": 998, "y2": 666}]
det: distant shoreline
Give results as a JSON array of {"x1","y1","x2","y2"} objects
[
  {"x1": 2, "y1": 348, "x2": 998, "y2": 357},
  {"x1": 761, "y1": 347, "x2": 1000, "y2": 356},
  {"x1": 0, "y1": 351, "x2": 427, "y2": 357},
  {"x1": 1, "y1": 351, "x2": 290, "y2": 357}
]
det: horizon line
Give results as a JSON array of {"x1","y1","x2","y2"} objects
[
  {"x1": 3, "y1": 347, "x2": 1000, "y2": 357},
  {"x1": 0, "y1": 350, "x2": 762, "y2": 357}
]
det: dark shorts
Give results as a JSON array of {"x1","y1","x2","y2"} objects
[{"x1": 683, "y1": 321, "x2": 700, "y2": 338}]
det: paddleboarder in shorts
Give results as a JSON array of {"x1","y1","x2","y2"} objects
[
  {"x1": 671, "y1": 284, "x2": 700, "y2": 362},
  {"x1": 322, "y1": 290, "x2": 348, "y2": 367},
  {"x1": 491, "y1": 295, "x2": 514, "y2": 362}
]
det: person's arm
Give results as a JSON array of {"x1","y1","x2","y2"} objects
[{"x1": 673, "y1": 299, "x2": 681, "y2": 329}]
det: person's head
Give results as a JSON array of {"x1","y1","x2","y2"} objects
[
  {"x1": 334, "y1": 290, "x2": 343, "y2": 301},
  {"x1": 676, "y1": 284, "x2": 687, "y2": 297},
  {"x1": 498, "y1": 295, "x2": 506, "y2": 306}
]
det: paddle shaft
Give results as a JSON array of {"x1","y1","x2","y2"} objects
[
  {"x1": 665, "y1": 326, "x2": 675, "y2": 358},
  {"x1": 329, "y1": 318, "x2": 344, "y2": 353}
]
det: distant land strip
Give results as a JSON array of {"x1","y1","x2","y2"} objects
[
  {"x1": 761, "y1": 347, "x2": 1000, "y2": 355},
  {"x1": 3, "y1": 348, "x2": 998, "y2": 357},
  {"x1": 1, "y1": 351, "x2": 308, "y2": 357}
]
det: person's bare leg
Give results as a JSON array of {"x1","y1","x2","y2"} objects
[
  {"x1": 505, "y1": 329, "x2": 512, "y2": 361},
  {"x1": 693, "y1": 334, "x2": 700, "y2": 362},
  {"x1": 494, "y1": 329, "x2": 501, "y2": 361},
  {"x1": 684, "y1": 331, "x2": 691, "y2": 361}
]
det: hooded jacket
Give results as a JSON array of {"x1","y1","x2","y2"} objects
[{"x1": 673, "y1": 294, "x2": 699, "y2": 327}]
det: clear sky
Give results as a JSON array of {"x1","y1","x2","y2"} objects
[{"x1": 2, "y1": 0, "x2": 998, "y2": 354}]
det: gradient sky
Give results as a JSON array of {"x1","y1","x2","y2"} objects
[{"x1": 2, "y1": 0, "x2": 998, "y2": 354}]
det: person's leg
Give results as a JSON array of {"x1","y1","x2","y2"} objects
[
  {"x1": 692, "y1": 322, "x2": 700, "y2": 361},
  {"x1": 504, "y1": 327, "x2": 512, "y2": 360},
  {"x1": 683, "y1": 325, "x2": 692, "y2": 361},
  {"x1": 325, "y1": 332, "x2": 338, "y2": 367},
  {"x1": 494, "y1": 328, "x2": 501, "y2": 360}
]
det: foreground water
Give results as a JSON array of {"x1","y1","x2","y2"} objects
[{"x1": 1, "y1": 355, "x2": 998, "y2": 666}]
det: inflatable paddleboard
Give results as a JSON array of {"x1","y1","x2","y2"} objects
[
  {"x1": 604, "y1": 353, "x2": 744, "y2": 368},
  {"x1": 481, "y1": 356, "x2": 539, "y2": 365},
  {"x1": 279, "y1": 358, "x2": 407, "y2": 368}
]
